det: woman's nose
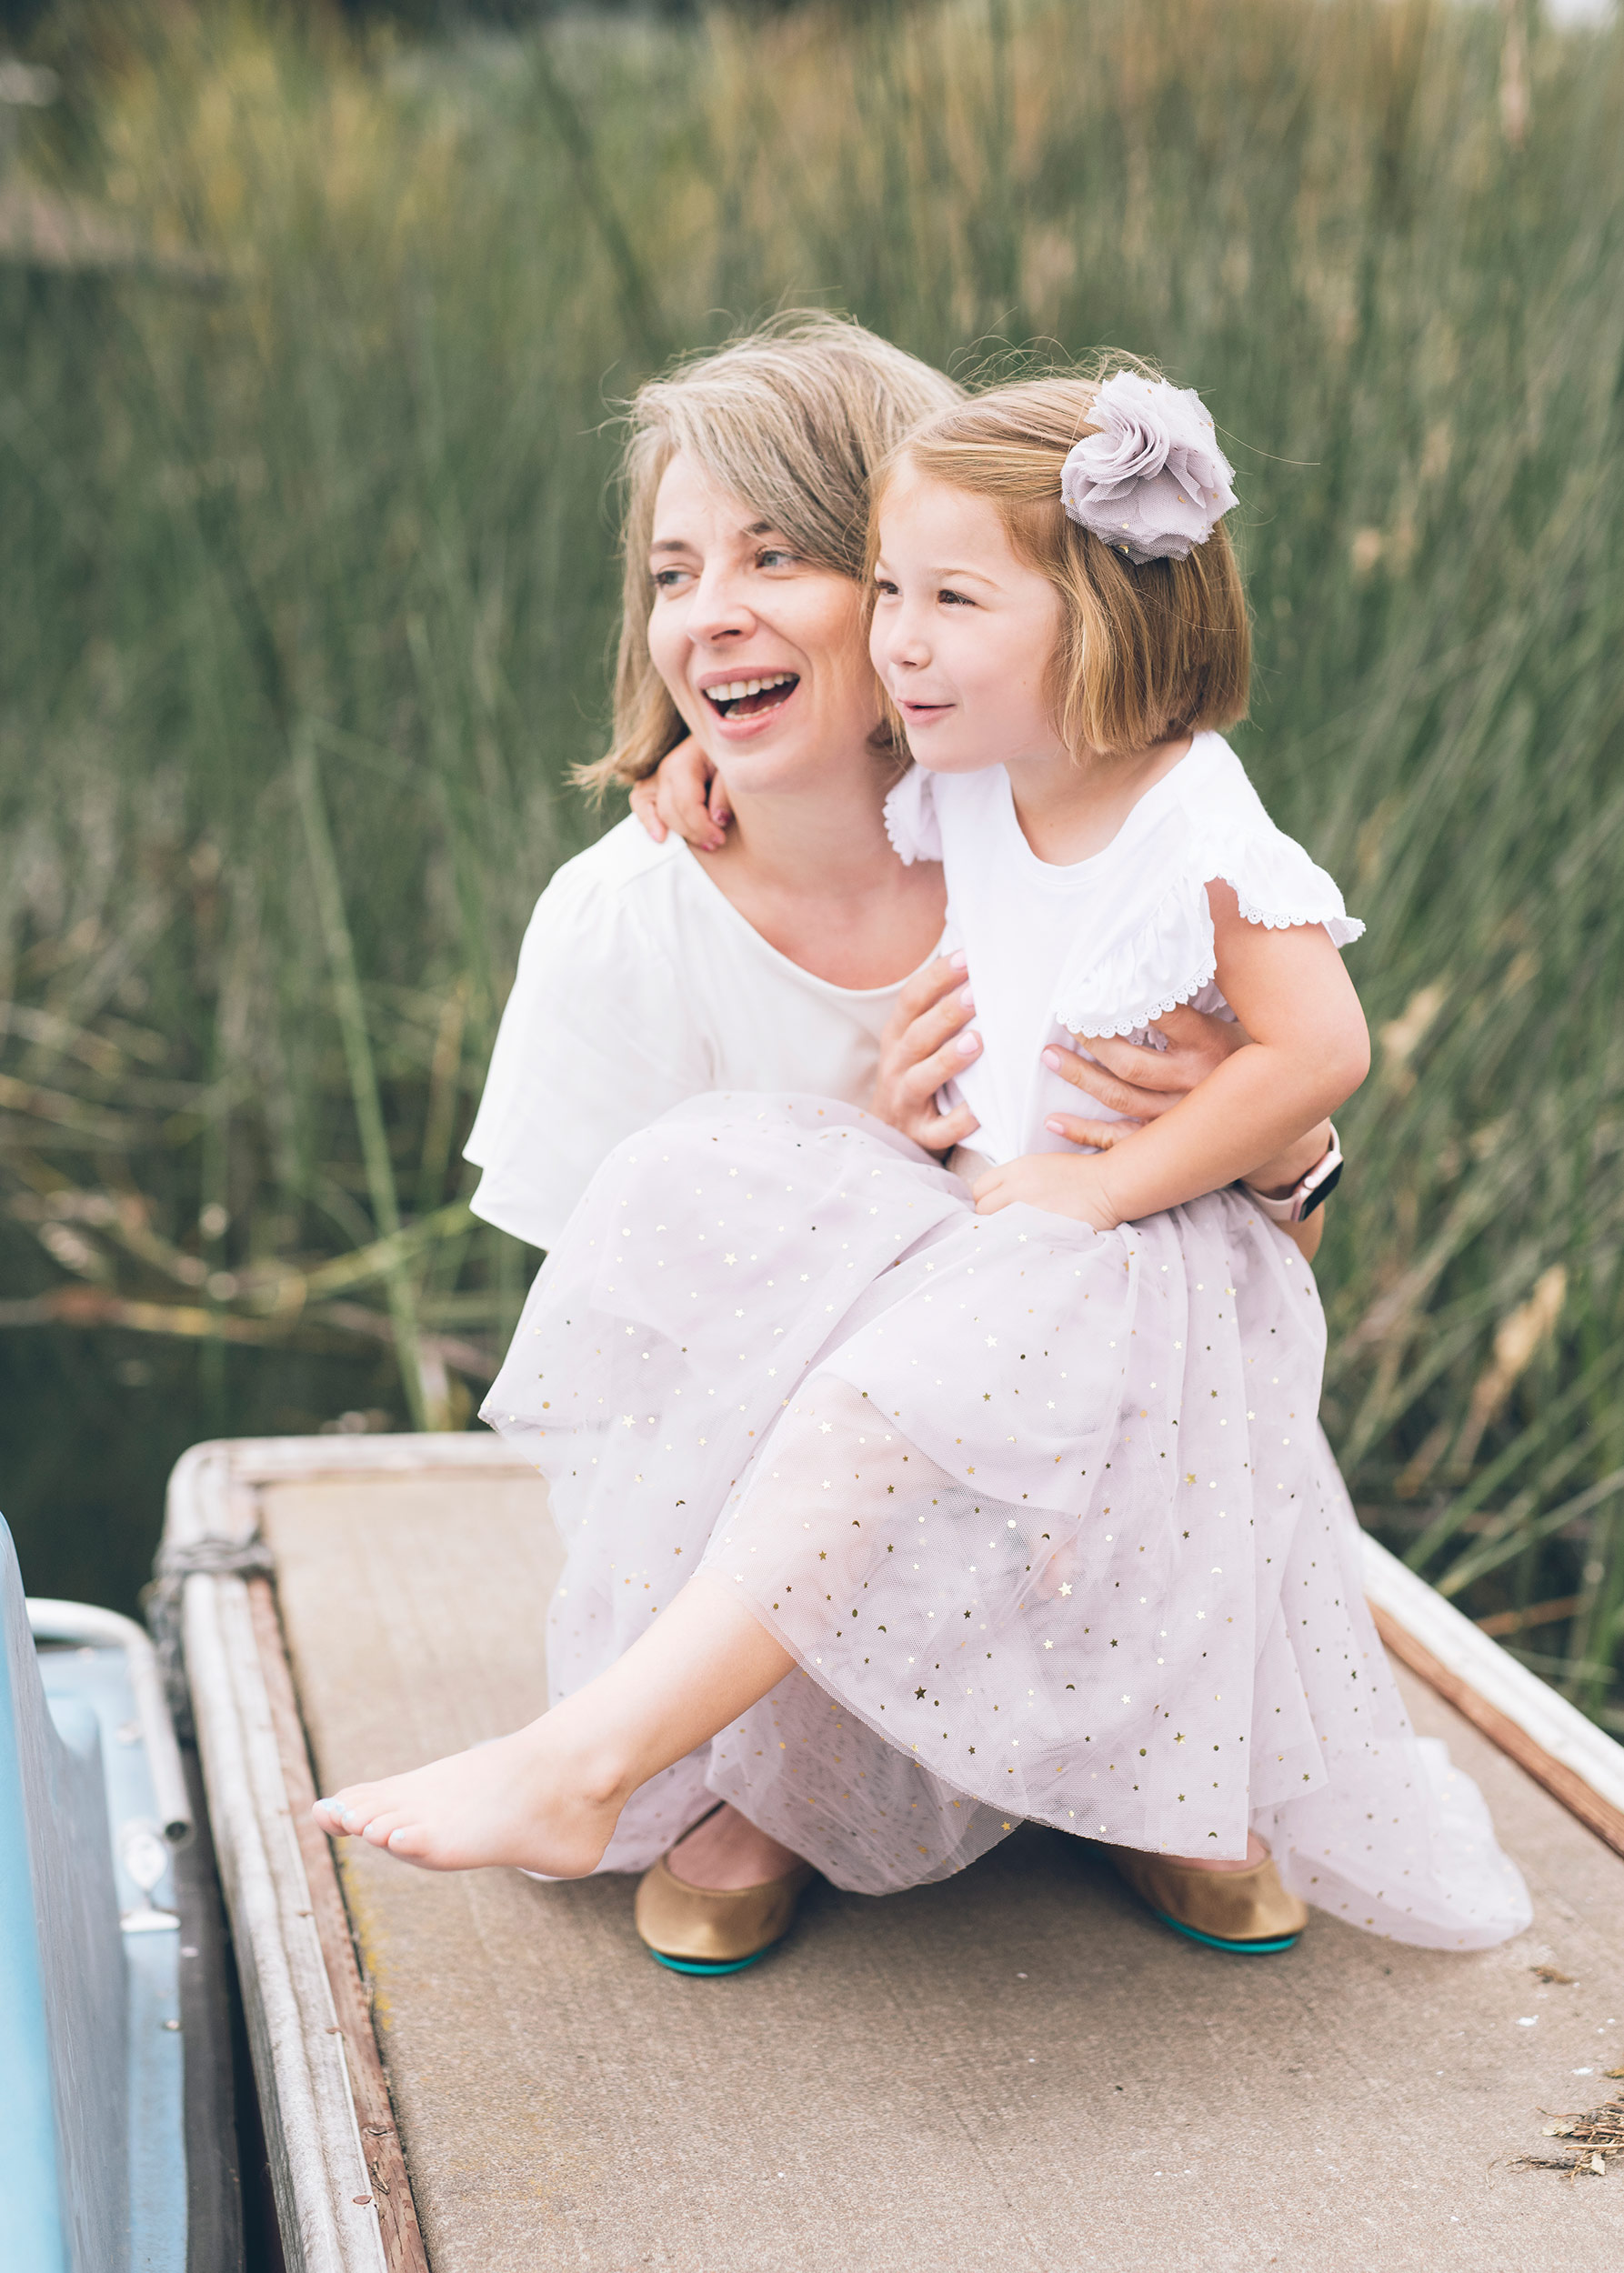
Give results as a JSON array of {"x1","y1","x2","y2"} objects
[{"x1": 687, "y1": 564, "x2": 755, "y2": 645}]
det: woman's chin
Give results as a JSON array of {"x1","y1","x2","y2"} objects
[{"x1": 698, "y1": 710, "x2": 877, "y2": 798}]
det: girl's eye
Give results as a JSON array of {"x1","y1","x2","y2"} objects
[
  {"x1": 938, "y1": 586, "x2": 974, "y2": 607},
  {"x1": 872, "y1": 576, "x2": 898, "y2": 599}
]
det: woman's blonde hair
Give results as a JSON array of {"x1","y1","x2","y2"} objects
[
  {"x1": 877, "y1": 372, "x2": 1250, "y2": 757},
  {"x1": 578, "y1": 313, "x2": 962, "y2": 799}
]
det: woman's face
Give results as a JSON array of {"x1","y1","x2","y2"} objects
[{"x1": 646, "y1": 453, "x2": 882, "y2": 793}]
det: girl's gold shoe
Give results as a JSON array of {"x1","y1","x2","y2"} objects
[
  {"x1": 635, "y1": 1847, "x2": 816, "y2": 1976},
  {"x1": 1108, "y1": 1846, "x2": 1308, "y2": 1954}
]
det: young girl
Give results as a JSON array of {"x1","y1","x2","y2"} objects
[{"x1": 317, "y1": 369, "x2": 1529, "y2": 1958}]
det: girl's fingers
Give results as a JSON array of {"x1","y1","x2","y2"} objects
[
  {"x1": 629, "y1": 778, "x2": 668, "y2": 844},
  {"x1": 1042, "y1": 1114, "x2": 1141, "y2": 1150},
  {"x1": 667, "y1": 776, "x2": 723, "y2": 849},
  {"x1": 707, "y1": 775, "x2": 733, "y2": 832},
  {"x1": 654, "y1": 736, "x2": 724, "y2": 848}
]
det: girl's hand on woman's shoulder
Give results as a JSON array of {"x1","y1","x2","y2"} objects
[
  {"x1": 871, "y1": 954, "x2": 983, "y2": 1154},
  {"x1": 628, "y1": 736, "x2": 731, "y2": 852}
]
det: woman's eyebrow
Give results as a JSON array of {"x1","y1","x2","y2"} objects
[{"x1": 648, "y1": 537, "x2": 694, "y2": 556}]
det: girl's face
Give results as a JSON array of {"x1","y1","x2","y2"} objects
[
  {"x1": 646, "y1": 452, "x2": 881, "y2": 793},
  {"x1": 869, "y1": 466, "x2": 1068, "y2": 775}
]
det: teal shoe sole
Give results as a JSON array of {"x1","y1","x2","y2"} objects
[
  {"x1": 1152, "y1": 1908, "x2": 1300, "y2": 1955},
  {"x1": 647, "y1": 1948, "x2": 767, "y2": 1976}
]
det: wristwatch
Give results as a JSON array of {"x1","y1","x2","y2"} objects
[{"x1": 1242, "y1": 1127, "x2": 1343, "y2": 1224}]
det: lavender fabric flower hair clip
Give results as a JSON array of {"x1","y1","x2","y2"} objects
[{"x1": 1059, "y1": 371, "x2": 1238, "y2": 565}]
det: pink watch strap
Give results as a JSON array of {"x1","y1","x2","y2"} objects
[{"x1": 1243, "y1": 1126, "x2": 1343, "y2": 1224}]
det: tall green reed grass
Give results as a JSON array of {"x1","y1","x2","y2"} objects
[{"x1": 2, "y1": 0, "x2": 1622, "y2": 1718}]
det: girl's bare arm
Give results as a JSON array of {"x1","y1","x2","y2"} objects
[{"x1": 973, "y1": 886, "x2": 1368, "y2": 1232}]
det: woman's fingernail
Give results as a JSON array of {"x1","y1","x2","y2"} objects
[
  {"x1": 956, "y1": 1031, "x2": 980, "y2": 1056},
  {"x1": 958, "y1": 986, "x2": 975, "y2": 1008},
  {"x1": 1044, "y1": 1116, "x2": 1065, "y2": 1135},
  {"x1": 949, "y1": 951, "x2": 968, "y2": 970},
  {"x1": 1041, "y1": 1047, "x2": 1061, "y2": 1070}
]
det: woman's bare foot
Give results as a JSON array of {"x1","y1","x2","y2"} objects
[
  {"x1": 313, "y1": 1717, "x2": 630, "y2": 1877},
  {"x1": 1164, "y1": 1829, "x2": 1270, "y2": 1875},
  {"x1": 667, "y1": 1803, "x2": 805, "y2": 1890}
]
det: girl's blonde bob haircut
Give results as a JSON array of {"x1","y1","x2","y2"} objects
[
  {"x1": 877, "y1": 373, "x2": 1250, "y2": 756},
  {"x1": 580, "y1": 313, "x2": 962, "y2": 798}
]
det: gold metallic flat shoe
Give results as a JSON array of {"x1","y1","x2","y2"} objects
[
  {"x1": 635, "y1": 1848, "x2": 816, "y2": 1977},
  {"x1": 1108, "y1": 1847, "x2": 1308, "y2": 1954}
]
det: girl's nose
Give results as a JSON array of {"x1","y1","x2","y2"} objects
[{"x1": 880, "y1": 613, "x2": 932, "y2": 672}]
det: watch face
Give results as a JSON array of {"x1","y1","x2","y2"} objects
[{"x1": 1300, "y1": 1157, "x2": 1343, "y2": 1217}]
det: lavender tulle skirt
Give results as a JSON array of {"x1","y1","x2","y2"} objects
[{"x1": 484, "y1": 1093, "x2": 1529, "y2": 1950}]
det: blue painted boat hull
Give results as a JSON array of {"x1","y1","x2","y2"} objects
[{"x1": 0, "y1": 1521, "x2": 187, "y2": 2272}]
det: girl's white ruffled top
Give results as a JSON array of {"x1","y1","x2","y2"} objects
[
  {"x1": 882, "y1": 731, "x2": 1363, "y2": 1167},
  {"x1": 486, "y1": 736, "x2": 1529, "y2": 1951}
]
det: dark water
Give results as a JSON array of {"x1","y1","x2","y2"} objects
[{"x1": 0, "y1": 1327, "x2": 421, "y2": 1617}]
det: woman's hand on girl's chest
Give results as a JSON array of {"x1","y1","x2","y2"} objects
[{"x1": 870, "y1": 954, "x2": 984, "y2": 1154}]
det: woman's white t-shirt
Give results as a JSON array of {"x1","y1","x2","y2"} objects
[{"x1": 465, "y1": 817, "x2": 913, "y2": 1251}]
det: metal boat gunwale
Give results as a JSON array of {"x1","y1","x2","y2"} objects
[
  {"x1": 26, "y1": 1598, "x2": 193, "y2": 1848},
  {"x1": 166, "y1": 1432, "x2": 1624, "y2": 2273}
]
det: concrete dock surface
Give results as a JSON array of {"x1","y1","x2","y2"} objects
[{"x1": 264, "y1": 1456, "x2": 1624, "y2": 2273}]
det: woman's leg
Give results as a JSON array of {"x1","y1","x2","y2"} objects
[
  {"x1": 314, "y1": 1576, "x2": 794, "y2": 1877},
  {"x1": 664, "y1": 1804, "x2": 805, "y2": 1889}
]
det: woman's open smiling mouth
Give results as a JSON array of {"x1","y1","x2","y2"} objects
[{"x1": 702, "y1": 671, "x2": 800, "y2": 723}]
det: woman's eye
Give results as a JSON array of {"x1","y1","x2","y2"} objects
[
  {"x1": 651, "y1": 567, "x2": 689, "y2": 591},
  {"x1": 757, "y1": 547, "x2": 797, "y2": 569}
]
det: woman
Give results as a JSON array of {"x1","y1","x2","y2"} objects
[{"x1": 452, "y1": 315, "x2": 1340, "y2": 1963}]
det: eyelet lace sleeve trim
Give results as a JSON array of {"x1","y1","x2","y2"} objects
[
  {"x1": 1068, "y1": 957, "x2": 1222, "y2": 1040},
  {"x1": 882, "y1": 766, "x2": 942, "y2": 866},
  {"x1": 1055, "y1": 836, "x2": 1364, "y2": 1040}
]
